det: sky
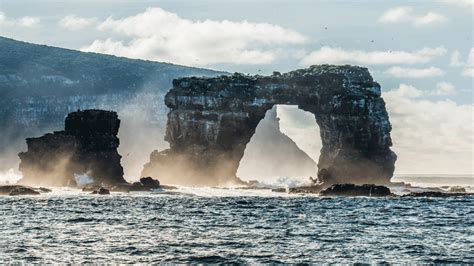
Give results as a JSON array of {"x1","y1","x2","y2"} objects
[{"x1": 0, "y1": 0, "x2": 473, "y2": 175}]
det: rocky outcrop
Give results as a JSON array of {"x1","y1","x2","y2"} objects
[
  {"x1": 81, "y1": 176, "x2": 163, "y2": 192},
  {"x1": 0, "y1": 185, "x2": 41, "y2": 196},
  {"x1": 142, "y1": 65, "x2": 397, "y2": 186},
  {"x1": 319, "y1": 184, "x2": 392, "y2": 197},
  {"x1": 18, "y1": 110, "x2": 127, "y2": 187},
  {"x1": 448, "y1": 186, "x2": 466, "y2": 193},
  {"x1": 91, "y1": 187, "x2": 110, "y2": 195}
]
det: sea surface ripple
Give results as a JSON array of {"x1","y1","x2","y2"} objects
[{"x1": 1, "y1": 188, "x2": 473, "y2": 264}]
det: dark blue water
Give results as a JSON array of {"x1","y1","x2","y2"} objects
[{"x1": 1, "y1": 189, "x2": 473, "y2": 263}]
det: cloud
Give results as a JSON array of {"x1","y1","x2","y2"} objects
[
  {"x1": 378, "y1": 6, "x2": 447, "y2": 27},
  {"x1": 59, "y1": 15, "x2": 98, "y2": 30},
  {"x1": 450, "y1": 48, "x2": 474, "y2": 77},
  {"x1": 0, "y1": 12, "x2": 6, "y2": 25},
  {"x1": 462, "y1": 68, "x2": 474, "y2": 77},
  {"x1": 389, "y1": 82, "x2": 456, "y2": 97},
  {"x1": 435, "y1": 81, "x2": 456, "y2": 95},
  {"x1": 81, "y1": 7, "x2": 306, "y2": 66},
  {"x1": 300, "y1": 46, "x2": 447, "y2": 66},
  {"x1": 450, "y1": 51, "x2": 463, "y2": 66},
  {"x1": 385, "y1": 66, "x2": 445, "y2": 78},
  {"x1": 0, "y1": 11, "x2": 40, "y2": 27},
  {"x1": 389, "y1": 84, "x2": 424, "y2": 98},
  {"x1": 17, "y1": 16, "x2": 40, "y2": 27},
  {"x1": 383, "y1": 84, "x2": 472, "y2": 175}
]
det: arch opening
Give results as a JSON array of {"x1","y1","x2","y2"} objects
[{"x1": 237, "y1": 105, "x2": 321, "y2": 186}]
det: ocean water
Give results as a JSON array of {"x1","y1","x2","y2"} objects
[{"x1": 1, "y1": 187, "x2": 473, "y2": 264}]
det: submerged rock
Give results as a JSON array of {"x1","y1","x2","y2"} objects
[
  {"x1": 142, "y1": 65, "x2": 396, "y2": 186},
  {"x1": 91, "y1": 187, "x2": 110, "y2": 195},
  {"x1": 0, "y1": 185, "x2": 40, "y2": 196},
  {"x1": 448, "y1": 186, "x2": 466, "y2": 193},
  {"x1": 82, "y1": 184, "x2": 103, "y2": 192},
  {"x1": 38, "y1": 187, "x2": 52, "y2": 193},
  {"x1": 319, "y1": 184, "x2": 391, "y2": 197},
  {"x1": 81, "y1": 177, "x2": 166, "y2": 193},
  {"x1": 289, "y1": 185, "x2": 324, "y2": 194},
  {"x1": 18, "y1": 110, "x2": 126, "y2": 187}
]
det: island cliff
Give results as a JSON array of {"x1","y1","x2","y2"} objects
[{"x1": 142, "y1": 65, "x2": 397, "y2": 186}]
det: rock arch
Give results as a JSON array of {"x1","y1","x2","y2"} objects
[{"x1": 142, "y1": 65, "x2": 397, "y2": 186}]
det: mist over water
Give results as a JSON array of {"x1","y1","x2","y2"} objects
[{"x1": 0, "y1": 168, "x2": 22, "y2": 184}]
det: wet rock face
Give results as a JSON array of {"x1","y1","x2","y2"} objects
[
  {"x1": 320, "y1": 184, "x2": 392, "y2": 197},
  {"x1": 142, "y1": 65, "x2": 397, "y2": 186},
  {"x1": 18, "y1": 110, "x2": 126, "y2": 187}
]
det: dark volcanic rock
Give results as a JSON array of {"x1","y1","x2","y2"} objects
[
  {"x1": 129, "y1": 177, "x2": 162, "y2": 191},
  {"x1": 91, "y1": 187, "x2": 110, "y2": 195},
  {"x1": 18, "y1": 109, "x2": 126, "y2": 187},
  {"x1": 448, "y1": 186, "x2": 466, "y2": 193},
  {"x1": 81, "y1": 177, "x2": 164, "y2": 192},
  {"x1": 140, "y1": 177, "x2": 160, "y2": 189},
  {"x1": 38, "y1": 187, "x2": 52, "y2": 193},
  {"x1": 289, "y1": 185, "x2": 324, "y2": 194},
  {"x1": 320, "y1": 184, "x2": 391, "y2": 197},
  {"x1": 82, "y1": 184, "x2": 103, "y2": 192},
  {"x1": 142, "y1": 65, "x2": 396, "y2": 186},
  {"x1": 0, "y1": 185, "x2": 40, "y2": 196}
]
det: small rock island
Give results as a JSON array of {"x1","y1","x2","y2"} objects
[
  {"x1": 18, "y1": 110, "x2": 126, "y2": 187},
  {"x1": 16, "y1": 109, "x2": 161, "y2": 192}
]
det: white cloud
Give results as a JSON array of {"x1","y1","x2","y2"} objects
[
  {"x1": 379, "y1": 6, "x2": 447, "y2": 27},
  {"x1": 0, "y1": 11, "x2": 40, "y2": 27},
  {"x1": 387, "y1": 82, "x2": 456, "y2": 97},
  {"x1": 59, "y1": 15, "x2": 98, "y2": 30},
  {"x1": 0, "y1": 12, "x2": 7, "y2": 25},
  {"x1": 300, "y1": 46, "x2": 446, "y2": 66},
  {"x1": 378, "y1": 6, "x2": 413, "y2": 23},
  {"x1": 17, "y1": 16, "x2": 40, "y2": 27},
  {"x1": 435, "y1": 81, "x2": 456, "y2": 95},
  {"x1": 384, "y1": 84, "x2": 473, "y2": 175},
  {"x1": 450, "y1": 50, "x2": 463, "y2": 66},
  {"x1": 81, "y1": 7, "x2": 306, "y2": 66},
  {"x1": 385, "y1": 66, "x2": 445, "y2": 78},
  {"x1": 462, "y1": 68, "x2": 474, "y2": 77},
  {"x1": 467, "y1": 48, "x2": 474, "y2": 66},
  {"x1": 389, "y1": 84, "x2": 424, "y2": 98},
  {"x1": 449, "y1": 48, "x2": 474, "y2": 77}
]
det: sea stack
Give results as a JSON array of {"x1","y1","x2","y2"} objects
[{"x1": 18, "y1": 109, "x2": 126, "y2": 187}]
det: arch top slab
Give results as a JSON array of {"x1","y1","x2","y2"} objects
[{"x1": 142, "y1": 65, "x2": 396, "y2": 186}]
